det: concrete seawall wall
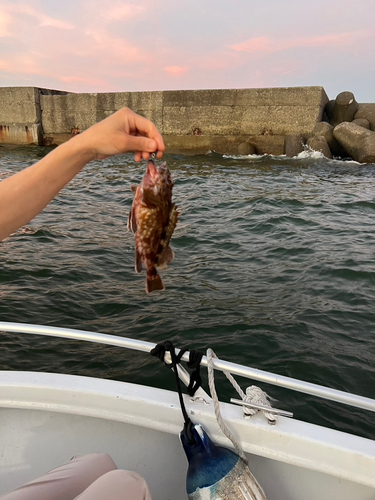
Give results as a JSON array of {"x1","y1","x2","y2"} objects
[
  {"x1": 0, "y1": 86, "x2": 328, "y2": 154},
  {"x1": 0, "y1": 87, "x2": 42, "y2": 145},
  {"x1": 0, "y1": 87, "x2": 67, "y2": 145}
]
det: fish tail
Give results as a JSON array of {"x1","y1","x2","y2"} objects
[{"x1": 146, "y1": 270, "x2": 164, "y2": 293}]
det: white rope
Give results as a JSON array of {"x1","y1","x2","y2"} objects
[
  {"x1": 207, "y1": 348, "x2": 248, "y2": 462},
  {"x1": 242, "y1": 386, "x2": 277, "y2": 424},
  {"x1": 207, "y1": 348, "x2": 278, "y2": 460}
]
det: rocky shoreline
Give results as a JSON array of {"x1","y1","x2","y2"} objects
[{"x1": 284, "y1": 91, "x2": 375, "y2": 163}]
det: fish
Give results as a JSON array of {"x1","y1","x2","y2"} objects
[{"x1": 127, "y1": 159, "x2": 178, "y2": 293}]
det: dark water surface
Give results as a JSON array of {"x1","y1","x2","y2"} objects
[{"x1": 1, "y1": 146, "x2": 375, "y2": 440}]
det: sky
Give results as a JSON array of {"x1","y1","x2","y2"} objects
[{"x1": 0, "y1": 0, "x2": 374, "y2": 102}]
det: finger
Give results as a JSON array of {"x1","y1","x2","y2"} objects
[
  {"x1": 135, "y1": 133, "x2": 165, "y2": 159},
  {"x1": 152, "y1": 134, "x2": 165, "y2": 154},
  {"x1": 134, "y1": 151, "x2": 142, "y2": 162},
  {"x1": 130, "y1": 113, "x2": 166, "y2": 153},
  {"x1": 126, "y1": 136, "x2": 158, "y2": 155}
]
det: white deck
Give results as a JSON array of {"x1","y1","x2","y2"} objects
[{"x1": 1, "y1": 371, "x2": 375, "y2": 500}]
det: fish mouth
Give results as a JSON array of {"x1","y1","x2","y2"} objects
[
  {"x1": 147, "y1": 159, "x2": 170, "y2": 182},
  {"x1": 146, "y1": 158, "x2": 159, "y2": 180}
]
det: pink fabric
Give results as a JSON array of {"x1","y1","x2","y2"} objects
[
  {"x1": 75, "y1": 470, "x2": 152, "y2": 500},
  {"x1": 1, "y1": 453, "x2": 152, "y2": 500}
]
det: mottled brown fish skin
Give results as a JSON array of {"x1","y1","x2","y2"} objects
[{"x1": 128, "y1": 159, "x2": 178, "y2": 293}]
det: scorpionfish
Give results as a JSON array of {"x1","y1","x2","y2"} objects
[{"x1": 128, "y1": 159, "x2": 178, "y2": 293}]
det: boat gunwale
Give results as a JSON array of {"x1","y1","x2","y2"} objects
[{"x1": 1, "y1": 321, "x2": 375, "y2": 413}]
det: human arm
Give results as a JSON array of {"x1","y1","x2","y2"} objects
[{"x1": 0, "y1": 108, "x2": 165, "y2": 241}]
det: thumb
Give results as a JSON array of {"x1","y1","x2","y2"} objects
[{"x1": 125, "y1": 136, "x2": 157, "y2": 154}]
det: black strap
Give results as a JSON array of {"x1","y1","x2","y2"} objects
[
  {"x1": 150, "y1": 342, "x2": 204, "y2": 396},
  {"x1": 186, "y1": 349, "x2": 203, "y2": 397},
  {"x1": 151, "y1": 341, "x2": 204, "y2": 445}
]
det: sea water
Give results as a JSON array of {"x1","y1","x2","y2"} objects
[{"x1": 0, "y1": 145, "x2": 375, "y2": 439}]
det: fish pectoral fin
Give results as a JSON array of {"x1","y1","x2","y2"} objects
[
  {"x1": 135, "y1": 250, "x2": 142, "y2": 273},
  {"x1": 131, "y1": 185, "x2": 138, "y2": 195},
  {"x1": 157, "y1": 246, "x2": 174, "y2": 270},
  {"x1": 142, "y1": 188, "x2": 159, "y2": 207}
]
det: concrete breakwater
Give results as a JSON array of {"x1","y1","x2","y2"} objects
[
  {"x1": 286, "y1": 91, "x2": 375, "y2": 163},
  {"x1": 0, "y1": 85, "x2": 374, "y2": 162}
]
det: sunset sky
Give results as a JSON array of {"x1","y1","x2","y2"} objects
[{"x1": 0, "y1": 0, "x2": 374, "y2": 102}]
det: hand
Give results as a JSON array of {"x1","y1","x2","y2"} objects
[{"x1": 78, "y1": 107, "x2": 165, "y2": 162}]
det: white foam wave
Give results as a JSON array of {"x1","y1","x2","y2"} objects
[
  {"x1": 295, "y1": 149, "x2": 326, "y2": 160},
  {"x1": 223, "y1": 153, "x2": 273, "y2": 160},
  {"x1": 222, "y1": 149, "x2": 369, "y2": 165}
]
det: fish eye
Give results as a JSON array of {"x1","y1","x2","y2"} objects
[{"x1": 167, "y1": 178, "x2": 173, "y2": 185}]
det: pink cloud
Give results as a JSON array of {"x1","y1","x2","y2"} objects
[
  {"x1": 231, "y1": 37, "x2": 271, "y2": 54},
  {"x1": 0, "y1": 9, "x2": 12, "y2": 37},
  {"x1": 39, "y1": 16, "x2": 74, "y2": 30},
  {"x1": 60, "y1": 75, "x2": 109, "y2": 87},
  {"x1": 82, "y1": 0, "x2": 148, "y2": 25},
  {"x1": 194, "y1": 50, "x2": 241, "y2": 72},
  {"x1": 0, "y1": 1, "x2": 152, "y2": 93},
  {"x1": 103, "y1": 2, "x2": 146, "y2": 22},
  {"x1": 1, "y1": 3, "x2": 74, "y2": 31},
  {"x1": 231, "y1": 30, "x2": 372, "y2": 54},
  {"x1": 0, "y1": 55, "x2": 40, "y2": 75},
  {"x1": 0, "y1": 1, "x2": 372, "y2": 97},
  {"x1": 84, "y1": 29, "x2": 152, "y2": 64},
  {"x1": 164, "y1": 66, "x2": 188, "y2": 77}
]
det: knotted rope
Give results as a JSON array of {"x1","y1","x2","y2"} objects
[{"x1": 206, "y1": 348, "x2": 277, "y2": 425}]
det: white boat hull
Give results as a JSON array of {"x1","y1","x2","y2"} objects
[{"x1": 1, "y1": 371, "x2": 374, "y2": 500}]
